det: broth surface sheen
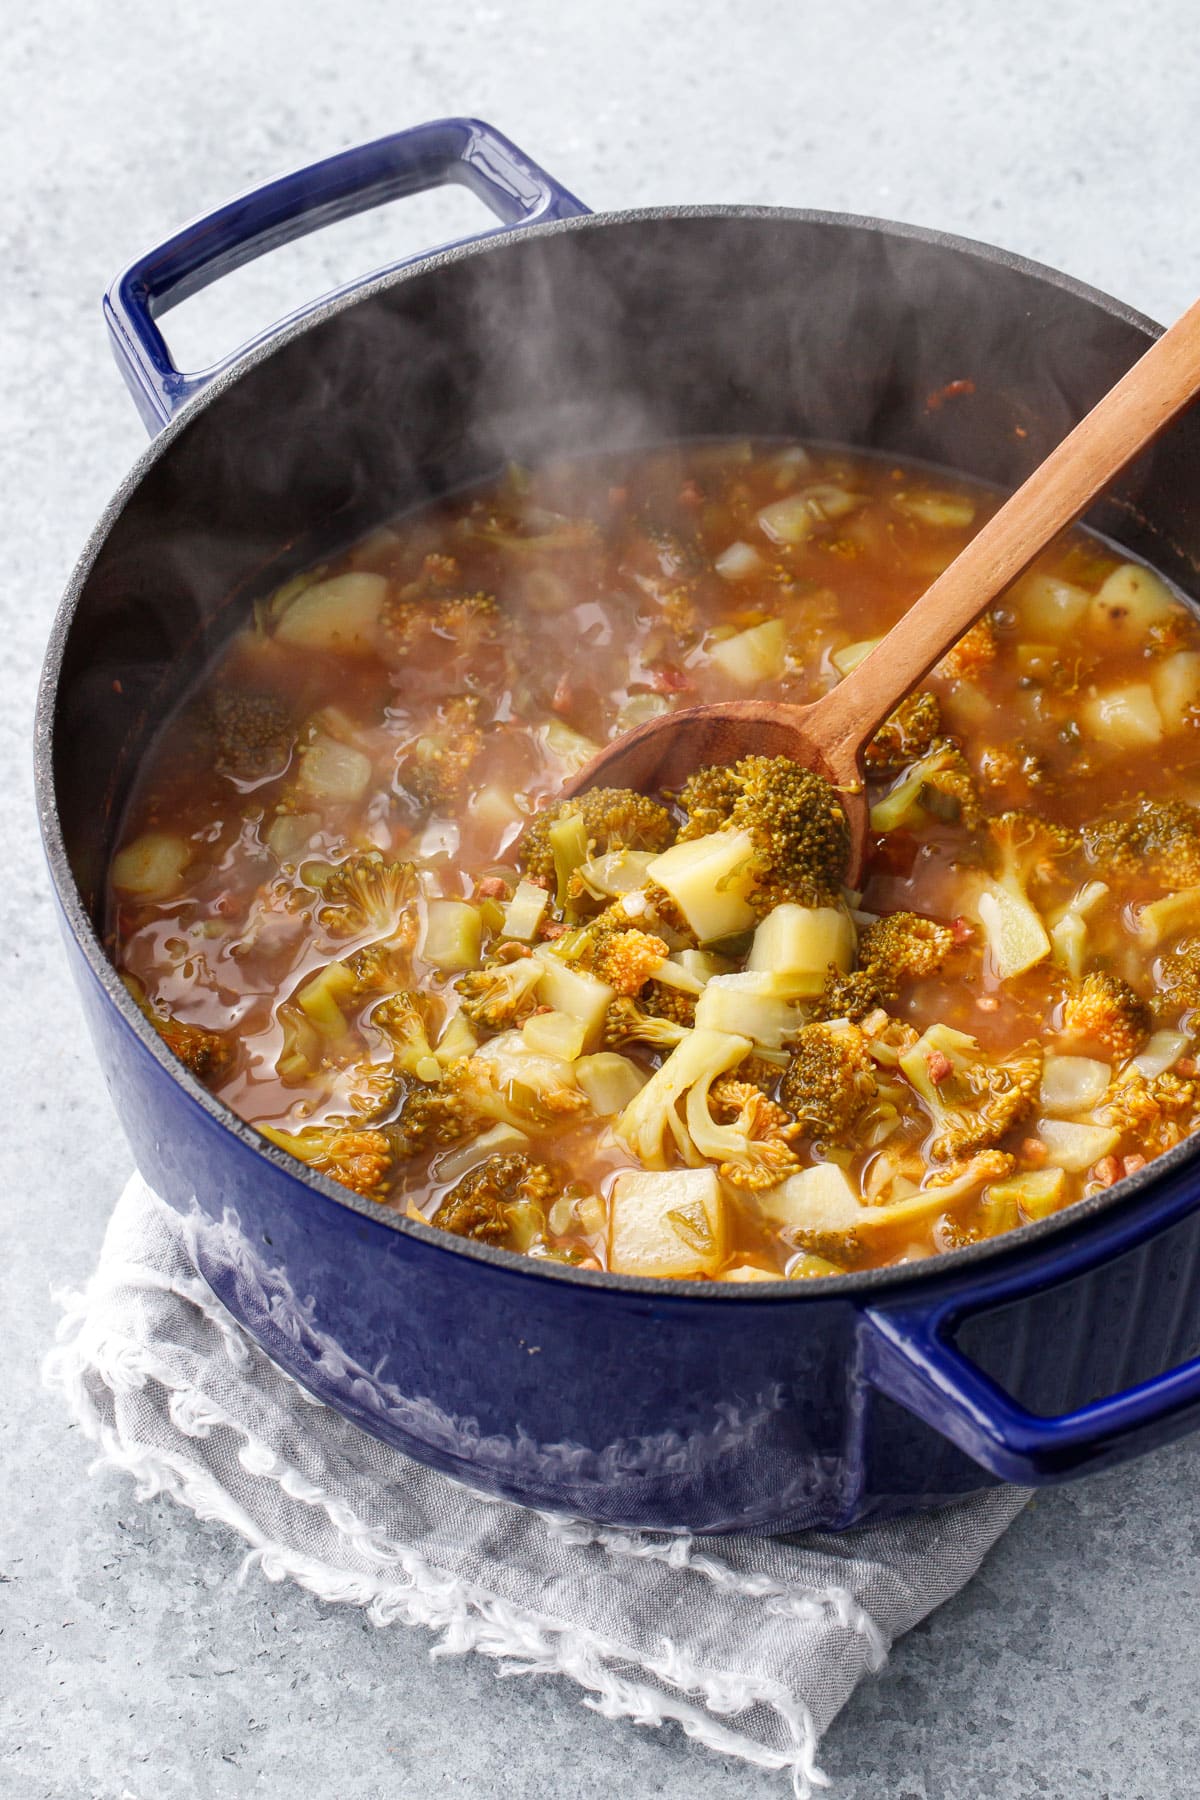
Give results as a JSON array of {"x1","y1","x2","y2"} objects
[{"x1": 108, "y1": 442, "x2": 1200, "y2": 1281}]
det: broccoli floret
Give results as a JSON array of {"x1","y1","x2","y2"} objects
[
  {"x1": 379, "y1": 589, "x2": 499, "y2": 663},
  {"x1": 345, "y1": 938, "x2": 414, "y2": 996},
  {"x1": 1082, "y1": 799, "x2": 1200, "y2": 889},
  {"x1": 779, "y1": 1022, "x2": 878, "y2": 1144},
  {"x1": 860, "y1": 911, "x2": 955, "y2": 981},
  {"x1": 455, "y1": 950, "x2": 545, "y2": 1032},
  {"x1": 390, "y1": 1076, "x2": 476, "y2": 1157},
  {"x1": 546, "y1": 903, "x2": 672, "y2": 995},
  {"x1": 686, "y1": 1077, "x2": 802, "y2": 1191},
  {"x1": 936, "y1": 616, "x2": 998, "y2": 681},
  {"x1": 430, "y1": 1153, "x2": 559, "y2": 1247},
  {"x1": 863, "y1": 692, "x2": 942, "y2": 778},
  {"x1": 813, "y1": 911, "x2": 952, "y2": 1022},
  {"x1": 149, "y1": 1012, "x2": 236, "y2": 1087},
  {"x1": 674, "y1": 766, "x2": 743, "y2": 842},
  {"x1": 641, "y1": 978, "x2": 698, "y2": 1026},
  {"x1": 370, "y1": 990, "x2": 442, "y2": 1080},
  {"x1": 813, "y1": 967, "x2": 890, "y2": 1024},
  {"x1": 307, "y1": 854, "x2": 419, "y2": 944},
  {"x1": 395, "y1": 1039, "x2": 589, "y2": 1157},
  {"x1": 1061, "y1": 971, "x2": 1151, "y2": 1061},
  {"x1": 675, "y1": 755, "x2": 851, "y2": 915},
  {"x1": 614, "y1": 1027, "x2": 752, "y2": 1168},
  {"x1": 986, "y1": 813, "x2": 1078, "y2": 891},
  {"x1": 398, "y1": 695, "x2": 486, "y2": 811},
  {"x1": 518, "y1": 790, "x2": 676, "y2": 887},
  {"x1": 209, "y1": 689, "x2": 296, "y2": 783},
  {"x1": 603, "y1": 995, "x2": 692, "y2": 1051},
  {"x1": 259, "y1": 1123, "x2": 394, "y2": 1198},
  {"x1": 1153, "y1": 936, "x2": 1200, "y2": 1017},
  {"x1": 592, "y1": 928, "x2": 672, "y2": 996},
  {"x1": 1097, "y1": 1068, "x2": 1199, "y2": 1156},
  {"x1": 900, "y1": 1023, "x2": 1042, "y2": 1161}
]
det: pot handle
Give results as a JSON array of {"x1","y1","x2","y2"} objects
[
  {"x1": 860, "y1": 1247, "x2": 1200, "y2": 1485},
  {"x1": 103, "y1": 117, "x2": 590, "y2": 434}
]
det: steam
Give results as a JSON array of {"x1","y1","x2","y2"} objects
[{"x1": 59, "y1": 209, "x2": 1191, "y2": 916}]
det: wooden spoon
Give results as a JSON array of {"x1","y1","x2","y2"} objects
[{"x1": 563, "y1": 294, "x2": 1200, "y2": 883}]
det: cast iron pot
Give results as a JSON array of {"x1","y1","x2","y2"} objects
[{"x1": 34, "y1": 118, "x2": 1200, "y2": 1533}]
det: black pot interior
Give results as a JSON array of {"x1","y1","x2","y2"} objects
[{"x1": 51, "y1": 210, "x2": 1194, "y2": 922}]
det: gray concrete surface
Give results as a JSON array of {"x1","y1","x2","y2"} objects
[{"x1": 6, "y1": 1, "x2": 1200, "y2": 1794}]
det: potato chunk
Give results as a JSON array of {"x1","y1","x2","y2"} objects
[
  {"x1": 647, "y1": 829, "x2": 758, "y2": 943},
  {"x1": 608, "y1": 1168, "x2": 726, "y2": 1278}
]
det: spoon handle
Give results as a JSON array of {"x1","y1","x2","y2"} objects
[{"x1": 804, "y1": 290, "x2": 1200, "y2": 770}]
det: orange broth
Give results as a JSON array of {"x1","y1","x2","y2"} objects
[{"x1": 107, "y1": 442, "x2": 1200, "y2": 1280}]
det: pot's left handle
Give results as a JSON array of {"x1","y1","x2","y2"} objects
[{"x1": 104, "y1": 117, "x2": 591, "y2": 434}]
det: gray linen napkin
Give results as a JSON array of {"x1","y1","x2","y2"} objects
[{"x1": 46, "y1": 1175, "x2": 1029, "y2": 1795}]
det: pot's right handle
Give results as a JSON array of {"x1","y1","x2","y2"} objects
[
  {"x1": 104, "y1": 117, "x2": 590, "y2": 434},
  {"x1": 860, "y1": 1233, "x2": 1200, "y2": 1485}
]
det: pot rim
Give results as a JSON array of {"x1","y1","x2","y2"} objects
[{"x1": 37, "y1": 198, "x2": 1192, "y2": 1305}]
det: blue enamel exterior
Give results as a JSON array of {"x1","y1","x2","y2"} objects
[{"x1": 38, "y1": 122, "x2": 1200, "y2": 1531}]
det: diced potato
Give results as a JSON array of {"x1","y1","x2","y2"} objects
[
  {"x1": 647, "y1": 829, "x2": 758, "y2": 943},
  {"x1": 522, "y1": 1009, "x2": 587, "y2": 1061},
  {"x1": 1136, "y1": 885, "x2": 1200, "y2": 948},
  {"x1": 469, "y1": 784, "x2": 526, "y2": 836},
  {"x1": 1011, "y1": 571, "x2": 1091, "y2": 640},
  {"x1": 786, "y1": 1253, "x2": 847, "y2": 1279},
  {"x1": 110, "y1": 831, "x2": 192, "y2": 899},
  {"x1": 747, "y1": 903, "x2": 856, "y2": 996},
  {"x1": 1133, "y1": 1029, "x2": 1190, "y2": 1079},
  {"x1": 265, "y1": 811, "x2": 321, "y2": 863},
  {"x1": 542, "y1": 718, "x2": 601, "y2": 775},
  {"x1": 533, "y1": 956, "x2": 614, "y2": 1050},
  {"x1": 574, "y1": 1052, "x2": 647, "y2": 1116},
  {"x1": 985, "y1": 1166, "x2": 1069, "y2": 1222},
  {"x1": 1049, "y1": 912, "x2": 1088, "y2": 982},
  {"x1": 757, "y1": 1161, "x2": 863, "y2": 1234},
  {"x1": 548, "y1": 811, "x2": 589, "y2": 908},
  {"x1": 831, "y1": 637, "x2": 881, "y2": 676},
  {"x1": 892, "y1": 490, "x2": 975, "y2": 528},
  {"x1": 433, "y1": 1123, "x2": 531, "y2": 1184},
  {"x1": 1039, "y1": 1055, "x2": 1111, "y2": 1115},
  {"x1": 274, "y1": 571, "x2": 387, "y2": 654},
  {"x1": 421, "y1": 900, "x2": 482, "y2": 972},
  {"x1": 613, "y1": 692, "x2": 672, "y2": 734},
  {"x1": 1080, "y1": 684, "x2": 1163, "y2": 749},
  {"x1": 608, "y1": 1168, "x2": 726, "y2": 1278},
  {"x1": 435, "y1": 1010, "x2": 479, "y2": 1064},
  {"x1": 977, "y1": 880, "x2": 1051, "y2": 980},
  {"x1": 1089, "y1": 561, "x2": 1178, "y2": 647},
  {"x1": 1036, "y1": 1117, "x2": 1121, "y2": 1171},
  {"x1": 575, "y1": 850, "x2": 658, "y2": 901},
  {"x1": 295, "y1": 960, "x2": 356, "y2": 1036},
  {"x1": 502, "y1": 878, "x2": 550, "y2": 942},
  {"x1": 297, "y1": 734, "x2": 373, "y2": 804},
  {"x1": 694, "y1": 971, "x2": 804, "y2": 1047},
  {"x1": 714, "y1": 540, "x2": 765, "y2": 580},
  {"x1": 708, "y1": 618, "x2": 787, "y2": 686},
  {"x1": 671, "y1": 949, "x2": 735, "y2": 986},
  {"x1": 756, "y1": 494, "x2": 816, "y2": 545},
  {"x1": 1153, "y1": 651, "x2": 1200, "y2": 733}
]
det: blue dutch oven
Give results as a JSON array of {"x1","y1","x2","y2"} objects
[{"x1": 34, "y1": 118, "x2": 1200, "y2": 1533}]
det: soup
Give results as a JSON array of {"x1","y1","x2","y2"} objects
[{"x1": 107, "y1": 442, "x2": 1200, "y2": 1280}]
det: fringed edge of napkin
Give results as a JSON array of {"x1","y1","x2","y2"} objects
[{"x1": 45, "y1": 1255, "x2": 876, "y2": 1798}]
